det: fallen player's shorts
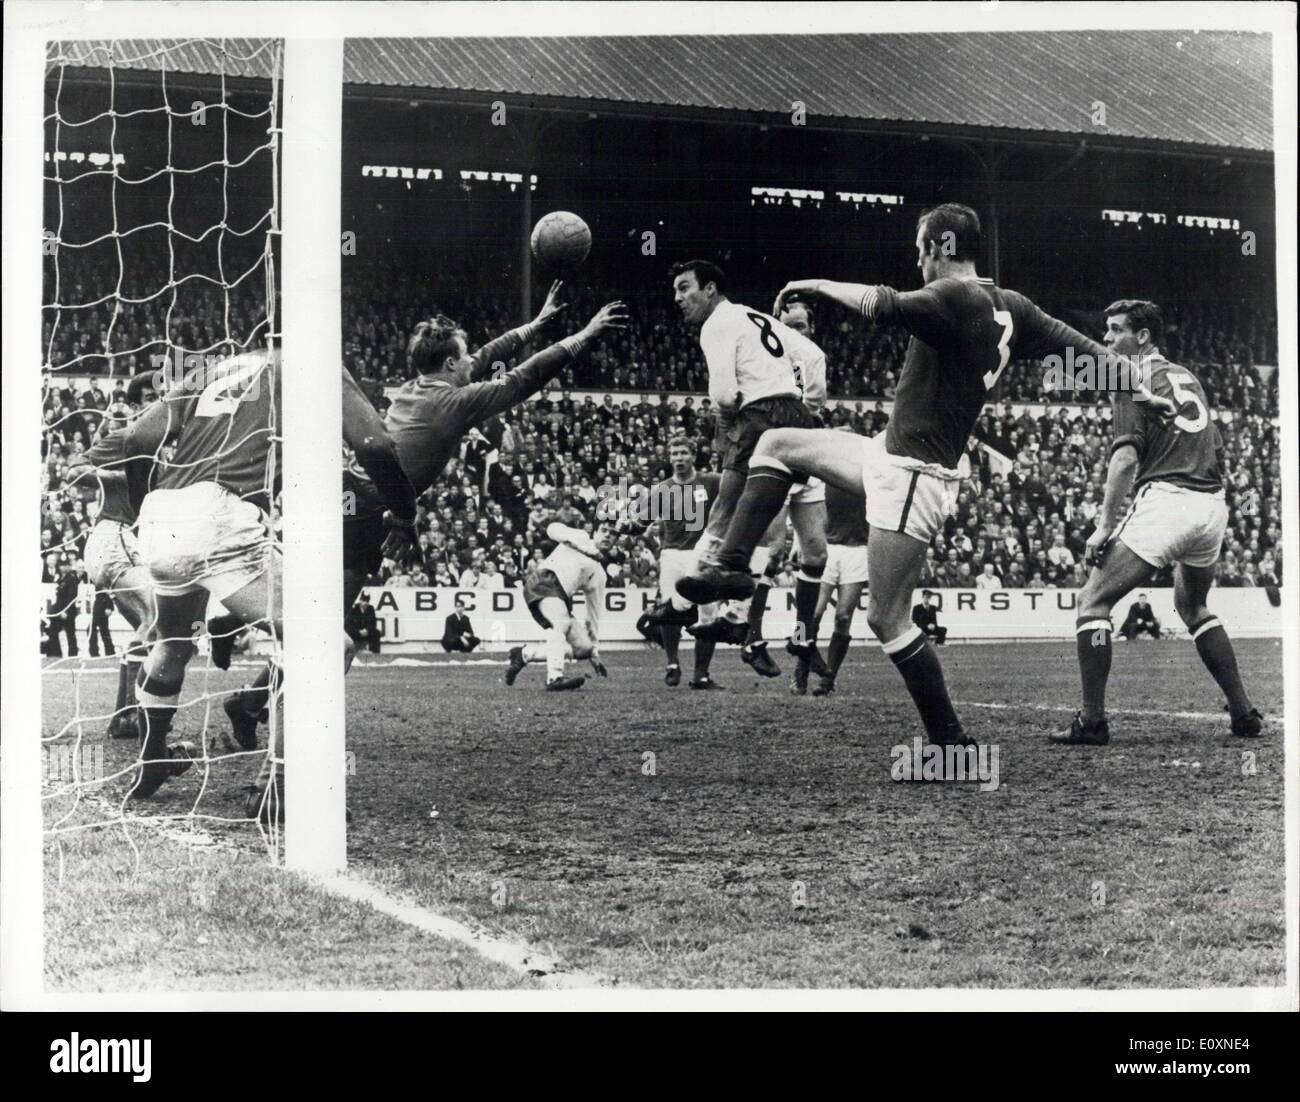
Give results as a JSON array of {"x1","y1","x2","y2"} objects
[
  {"x1": 823, "y1": 542, "x2": 870, "y2": 587},
  {"x1": 523, "y1": 568, "x2": 571, "y2": 628},
  {"x1": 137, "y1": 481, "x2": 275, "y2": 601},
  {"x1": 83, "y1": 519, "x2": 141, "y2": 592},
  {"x1": 860, "y1": 434, "x2": 961, "y2": 544},
  {"x1": 724, "y1": 395, "x2": 818, "y2": 476},
  {"x1": 1114, "y1": 481, "x2": 1228, "y2": 569},
  {"x1": 343, "y1": 510, "x2": 385, "y2": 577},
  {"x1": 787, "y1": 474, "x2": 825, "y2": 505}
]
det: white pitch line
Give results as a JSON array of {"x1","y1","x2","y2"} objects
[
  {"x1": 956, "y1": 700, "x2": 1228, "y2": 722},
  {"x1": 317, "y1": 874, "x2": 613, "y2": 990}
]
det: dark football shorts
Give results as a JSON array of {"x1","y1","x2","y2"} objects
[
  {"x1": 343, "y1": 511, "x2": 385, "y2": 577},
  {"x1": 523, "y1": 568, "x2": 571, "y2": 629},
  {"x1": 723, "y1": 395, "x2": 818, "y2": 478}
]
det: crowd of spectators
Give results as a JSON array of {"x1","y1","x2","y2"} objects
[
  {"x1": 39, "y1": 272, "x2": 1283, "y2": 644},
  {"x1": 363, "y1": 385, "x2": 1283, "y2": 597},
  {"x1": 345, "y1": 270, "x2": 1278, "y2": 417}
]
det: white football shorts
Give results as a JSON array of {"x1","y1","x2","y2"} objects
[
  {"x1": 137, "y1": 481, "x2": 275, "y2": 601},
  {"x1": 83, "y1": 519, "x2": 142, "y2": 592},
  {"x1": 1114, "y1": 481, "x2": 1228, "y2": 569},
  {"x1": 860, "y1": 434, "x2": 961, "y2": 544},
  {"x1": 823, "y1": 542, "x2": 871, "y2": 587}
]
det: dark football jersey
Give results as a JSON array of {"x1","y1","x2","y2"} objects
[
  {"x1": 365, "y1": 343, "x2": 574, "y2": 499},
  {"x1": 1111, "y1": 357, "x2": 1222, "y2": 493},
  {"x1": 651, "y1": 472, "x2": 721, "y2": 551},
  {"x1": 156, "y1": 351, "x2": 280, "y2": 512},
  {"x1": 824, "y1": 480, "x2": 869, "y2": 547},
  {"x1": 866, "y1": 277, "x2": 1112, "y2": 469},
  {"x1": 84, "y1": 426, "x2": 153, "y2": 525}
]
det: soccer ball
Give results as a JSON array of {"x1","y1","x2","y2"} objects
[{"x1": 530, "y1": 211, "x2": 591, "y2": 272}]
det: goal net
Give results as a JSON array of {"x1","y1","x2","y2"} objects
[{"x1": 41, "y1": 39, "x2": 287, "y2": 863}]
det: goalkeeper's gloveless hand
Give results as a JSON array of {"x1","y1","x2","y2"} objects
[{"x1": 590, "y1": 654, "x2": 609, "y2": 677}]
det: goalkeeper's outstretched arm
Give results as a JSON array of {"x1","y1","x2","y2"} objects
[
  {"x1": 458, "y1": 301, "x2": 628, "y2": 424},
  {"x1": 468, "y1": 280, "x2": 569, "y2": 382}
]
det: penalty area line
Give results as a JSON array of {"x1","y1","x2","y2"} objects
[
  {"x1": 956, "y1": 700, "x2": 1227, "y2": 722},
  {"x1": 316, "y1": 873, "x2": 614, "y2": 990}
]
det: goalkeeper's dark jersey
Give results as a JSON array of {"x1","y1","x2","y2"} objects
[
  {"x1": 156, "y1": 351, "x2": 279, "y2": 513},
  {"x1": 343, "y1": 322, "x2": 540, "y2": 519},
  {"x1": 863, "y1": 277, "x2": 1111, "y2": 470},
  {"x1": 351, "y1": 339, "x2": 577, "y2": 510},
  {"x1": 1110, "y1": 357, "x2": 1222, "y2": 493}
]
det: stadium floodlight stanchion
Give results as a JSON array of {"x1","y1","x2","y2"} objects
[{"x1": 280, "y1": 39, "x2": 346, "y2": 873}]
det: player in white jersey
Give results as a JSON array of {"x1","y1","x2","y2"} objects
[
  {"x1": 505, "y1": 523, "x2": 610, "y2": 691},
  {"x1": 665, "y1": 259, "x2": 831, "y2": 677}
]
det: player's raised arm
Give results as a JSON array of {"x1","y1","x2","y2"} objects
[
  {"x1": 1013, "y1": 295, "x2": 1176, "y2": 418},
  {"x1": 459, "y1": 301, "x2": 628, "y2": 423},
  {"x1": 342, "y1": 368, "x2": 418, "y2": 523},
  {"x1": 468, "y1": 280, "x2": 569, "y2": 382},
  {"x1": 775, "y1": 278, "x2": 960, "y2": 348}
]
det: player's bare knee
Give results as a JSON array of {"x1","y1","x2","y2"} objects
[{"x1": 833, "y1": 611, "x2": 854, "y2": 635}]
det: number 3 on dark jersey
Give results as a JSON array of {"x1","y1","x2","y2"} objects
[{"x1": 983, "y1": 307, "x2": 1014, "y2": 390}]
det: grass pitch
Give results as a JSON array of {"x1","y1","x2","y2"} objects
[{"x1": 42, "y1": 638, "x2": 1285, "y2": 990}]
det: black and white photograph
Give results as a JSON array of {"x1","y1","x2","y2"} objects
[{"x1": 3, "y1": 0, "x2": 1297, "y2": 1042}]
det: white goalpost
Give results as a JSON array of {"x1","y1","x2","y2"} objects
[{"x1": 280, "y1": 37, "x2": 346, "y2": 873}]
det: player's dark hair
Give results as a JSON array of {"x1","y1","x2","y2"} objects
[
  {"x1": 409, "y1": 316, "x2": 465, "y2": 374},
  {"x1": 1104, "y1": 299, "x2": 1164, "y2": 346},
  {"x1": 668, "y1": 434, "x2": 694, "y2": 451},
  {"x1": 670, "y1": 259, "x2": 727, "y2": 296},
  {"x1": 917, "y1": 203, "x2": 982, "y2": 262},
  {"x1": 125, "y1": 369, "x2": 156, "y2": 406}
]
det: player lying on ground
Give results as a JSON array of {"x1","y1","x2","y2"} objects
[
  {"x1": 1051, "y1": 299, "x2": 1263, "y2": 745},
  {"x1": 122, "y1": 350, "x2": 282, "y2": 804},
  {"x1": 653, "y1": 264, "x2": 831, "y2": 676},
  {"x1": 343, "y1": 295, "x2": 629, "y2": 648},
  {"x1": 505, "y1": 523, "x2": 610, "y2": 691},
  {"x1": 807, "y1": 429, "x2": 871, "y2": 697},
  {"x1": 66, "y1": 371, "x2": 160, "y2": 741},
  {"x1": 679, "y1": 203, "x2": 1176, "y2": 747}
]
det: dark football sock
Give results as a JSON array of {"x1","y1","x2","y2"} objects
[
  {"x1": 240, "y1": 661, "x2": 283, "y2": 716},
  {"x1": 113, "y1": 658, "x2": 133, "y2": 718},
  {"x1": 718, "y1": 468, "x2": 794, "y2": 571},
  {"x1": 885, "y1": 628, "x2": 961, "y2": 740},
  {"x1": 1190, "y1": 616, "x2": 1251, "y2": 717},
  {"x1": 793, "y1": 565, "x2": 824, "y2": 646},
  {"x1": 663, "y1": 624, "x2": 682, "y2": 666},
  {"x1": 827, "y1": 630, "x2": 852, "y2": 677},
  {"x1": 745, "y1": 581, "x2": 771, "y2": 645},
  {"x1": 693, "y1": 637, "x2": 717, "y2": 681},
  {"x1": 1076, "y1": 616, "x2": 1112, "y2": 724},
  {"x1": 140, "y1": 707, "x2": 176, "y2": 755}
]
